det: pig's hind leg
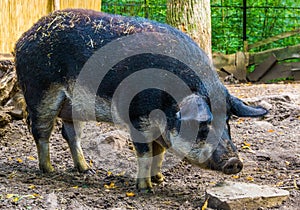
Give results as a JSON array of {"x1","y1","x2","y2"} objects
[
  {"x1": 29, "y1": 88, "x2": 66, "y2": 173},
  {"x1": 151, "y1": 140, "x2": 165, "y2": 184},
  {"x1": 134, "y1": 140, "x2": 165, "y2": 193},
  {"x1": 134, "y1": 142, "x2": 154, "y2": 193},
  {"x1": 61, "y1": 120, "x2": 93, "y2": 173}
]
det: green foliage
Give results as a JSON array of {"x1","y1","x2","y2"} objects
[
  {"x1": 265, "y1": 77, "x2": 294, "y2": 83},
  {"x1": 101, "y1": 0, "x2": 300, "y2": 54},
  {"x1": 101, "y1": 0, "x2": 166, "y2": 23}
]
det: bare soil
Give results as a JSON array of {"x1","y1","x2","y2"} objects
[{"x1": 0, "y1": 83, "x2": 299, "y2": 210}]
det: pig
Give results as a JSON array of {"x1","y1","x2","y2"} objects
[{"x1": 15, "y1": 9, "x2": 267, "y2": 192}]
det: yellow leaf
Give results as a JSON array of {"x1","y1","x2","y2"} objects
[
  {"x1": 6, "y1": 194, "x2": 16, "y2": 199},
  {"x1": 28, "y1": 185, "x2": 35, "y2": 189},
  {"x1": 294, "y1": 179, "x2": 299, "y2": 190},
  {"x1": 16, "y1": 158, "x2": 23, "y2": 163},
  {"x1": 246, "y1": 176, "x2": 254, "y2": 181},
  {"x1": 32, "y1": 193, "x2": 41, "y2": 198},
  {"x1": 276, "y1": 181, "x2": 284, "y2": 187},
  {"x1": 201, "y1": 197, "x2": 209, "y2": 210},
  {"x1": 25, "y1": 194, "x2": 35, "y2": 199},
  {"x1": 12, "y1": 196, "x2": 20, "y2": 202},
  {"x1": 117, "y1": 171, "x2": 126, "y2": 176},
  {"x1": 237, "y1": 119, "x2": 244, "y2": 124},
  {"x1": 243, "y1": 141, "x2": 251, "y2": 147},
  {"x1": 89, "y1": 159, "x2": 93, "y2": 167},
  {"x1": 27, "y1": 156, "x2": 36, "y2": 161},
  {"x1": 107, "y1": 171, "x2": 112, "y2": 176},
  {"x1": 8, "y1": 171, "x2": 16, "y2": 179},
  {"x1": 126, "y1": 192, "x2": 135, "y2": 197},
  {"x1": 72, "y1": 186, "x2": 79, "y2": 189},
  {"x1": 242, "y1": 145, "x2": 250, "y2": 149},
  {"x1": 232, "y1": 175, "x2": 239, "y2": 179},
  {"x1": 104, "y1": 182, "x2": 116, "y2": 189}
]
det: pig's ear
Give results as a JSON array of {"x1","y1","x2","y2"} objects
[
  {"x1": 177, "y1": 94, "x2": 213, "y2": 123},
  {"x1": 230, "y1": 95, "x2": 268, "y2": 117}
]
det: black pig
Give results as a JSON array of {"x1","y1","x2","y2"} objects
[{"x1": 15, "y1": 9, "x2": 267, "y2": 192}]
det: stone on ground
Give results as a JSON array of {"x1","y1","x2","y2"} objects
[{"x1": 206, "y1": 181, "x2": 289, "y2": 210}]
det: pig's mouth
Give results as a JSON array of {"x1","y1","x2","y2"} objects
[{"x1": 191, "y1": 157, "x2": 243, "y2": 175}]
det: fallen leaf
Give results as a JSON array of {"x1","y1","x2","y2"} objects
[
  {"x1": 126, "y1": 192, "x2": 135, "y2": 197},
  {"x1": 24, "y1": 194, "x2": 35, "y2": 199},
  {"x1": 89, "y1": 159, "x2": 93, "y2": 167},
  {"x1": 16, "y1": 158, "x2": 23, "y2": 163},
  {"x1": 8, "y1": 171, "x2": 16, "y2": 179},
  {"x1": 237, "y1": 119, "x2": 244, "y2": 124},
  {"x1": 201, "y1": 197, "x2": 209, "y2": 210},
  {"x1": 12, "y1": 196, "x2": 20, "y2": 203},
  {"x1": 27, "y1": 156, "x2": 36, "y2": 161},
  {"x1": 277, "y1": 132, "x2": 283, "y2": 135},
  {"x1": 32, "y1": 193, "x2": 41, "y2": 198},
  {"x1": 243, "y1": 141, "x2": 251, "y2": 147},
  {"x1": 242, "y1": 145, "x2": 250, "y2": 149},
  {"x1": 28, "y1": 185, "x2": 35, "y2": 189},
  {"x1": 6, "y1": 194, "x2": 16, "y2": 199},
  {"x1": 242, "y1": 143, "x2": 255, "y2": 153},
  {"x1": 104, "y1": 182, "x2": 116, "y2": 189},
  {"x1": 276, "y1": 181, "x2": 284, "y2": 187},
  {"x1": 294, "y1": 179, "x2": 299, "y2": 190},
  {"x1": 72, "y1": 186, "x2": 79, "y2": 189},
  {"x1": 232, "y1": 175, "x2": 239, "y2": 179},
  {"x1": 267, "y1": 129, "x2": 274, "y2": 133},
  {"x1": 107, "y1": 171, "x2": 112, "y2": 176},
  {"x1": 246, "y1": 176, "x2": 254, "y2": 181}
]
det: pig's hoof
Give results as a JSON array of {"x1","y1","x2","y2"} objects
[
  {"x1": 138, "y1": 188, "x2": 154, "y2": 194},
  {"x1": 151, "y1": 173, "x2": 165, "y2": 184},
  {"x1": 82, "y1": 168, "x2": 96, "y2": 175},
  {"x1": 77, "y1": 166, "x2": 96, "y2": 175},
  {"x1": 40, "y1": 164, "x2": 55, "y2": 173}
]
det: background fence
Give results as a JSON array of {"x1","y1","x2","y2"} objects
[
  {"x1": 1, "y1": 1, "x2": 299, "y2": 56},
  {"x1": 102, "y1": 0, "x2": 300, "y2": 54},
  {"x1": 0, "y1": 0, "x2": 101, "y2": 55}
]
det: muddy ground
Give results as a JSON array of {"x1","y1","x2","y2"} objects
[{"x1": 0, "y1": 83, "x2": 299, "y2": 209}]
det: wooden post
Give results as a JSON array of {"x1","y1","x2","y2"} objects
[{"x1": 54, "y1": 0, "x2": 60, "y2": 11}]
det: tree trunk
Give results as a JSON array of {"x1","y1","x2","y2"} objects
[{"x1": 166, "y1": 0, "x2": 212, "y2": 59}]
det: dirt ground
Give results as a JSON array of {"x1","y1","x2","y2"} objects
[{"x1": 0, "y1": 83, "x2": 299, "y2": 209}]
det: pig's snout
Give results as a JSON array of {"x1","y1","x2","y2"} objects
[{"x1": 222, "y1": 157, "x2": 243, "y2": 174}]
